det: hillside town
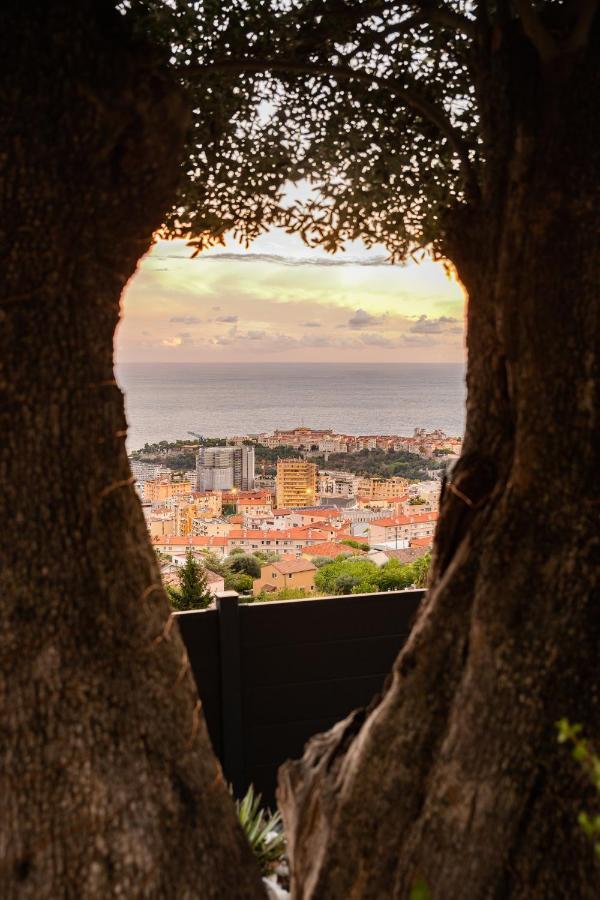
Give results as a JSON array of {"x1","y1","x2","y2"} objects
[{"x1": 130, "y1": 426, "x2": 461, "y2": 603}]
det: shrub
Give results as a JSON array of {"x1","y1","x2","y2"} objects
[
  {"x1": 254, "y1": 550, "x2": 281, "y2": 564},
  {"x1": 224, "y1": 572, "x2": 253, "y2": 594},
  {"x1": 341, "y1": 539, "x2": 370, "y2": 552},
  {"x1": 235, "y1": 785, "x2": 286, "y2": 876},
  {"x1": 315, "y1": 557, "x2": 379, "y2": 595},
  {"x1": 311, "y1": 555, "x2": 335, "y2": 568},
  {"x1": 226, "y1": 553, "x2": 261, "y2": 578},
  {"x1": 376, "y1": 559, "x2": 414, "y2": 592}
]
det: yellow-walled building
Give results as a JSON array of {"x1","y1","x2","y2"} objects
[
  {"x1": 253, "y1": 557, "x2": 317, "y2": 596},
  {"x1": 276, "y1": 459, "x2": 317, "y2": 508},
  {"x1": 356, "y1": 476, "x2": 409, "y2": 500},
  {"x1": 143, "y1": 479, "x2": 193, "y2": 503}
]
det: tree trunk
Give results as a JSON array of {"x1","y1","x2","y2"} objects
[
  {"x1": 0, "y1": 3, "x2": 264, "y2": 897},
  {"x1": 278, "y1": 29, "x2": 599, "y2": 900}
]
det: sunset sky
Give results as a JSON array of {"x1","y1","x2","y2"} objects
[{"x1": 117, "y1": 227, "x2": 466, "y2": 364}]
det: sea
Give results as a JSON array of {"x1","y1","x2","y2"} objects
[{"x1": 116, "y1": 362, "x2": 466, "y2": 451}]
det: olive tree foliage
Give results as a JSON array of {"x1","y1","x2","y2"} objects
[{"x1": 120, "y1": 0, "x2": 486, "y2": 261}]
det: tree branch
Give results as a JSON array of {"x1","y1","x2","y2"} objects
[
  {"x1": 566, "y1": 0, "x2": 598, "y2": 51},
  {"x1": 515, "y1": 0, "x2": 559, "y2": 61},
  {"x1": 414, "y1": 2, "x2": 477, "y2": 38},
  {"x1": 344, "y1": 6, "x2": 475, "y2": 62},
  {"x1": 185, "y1": 58, "x2": 480, "y2": 202}
]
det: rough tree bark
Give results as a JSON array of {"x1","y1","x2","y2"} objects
[
  {"x1": 0, "y1": 3, "x2": 264, "y2": 897},
  {"x1": 279, "y1": 17, "x2": 600, "y2": 900}
]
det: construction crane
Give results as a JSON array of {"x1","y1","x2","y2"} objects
[{"x1": 187, "y1": 431, "x2": 204, "y2": 443}]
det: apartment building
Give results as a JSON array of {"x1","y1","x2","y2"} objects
[
  {"x1": 196, "y1": 445, "x2": 255, "y2": 492},
  {"x1": 145, "y1": 514, "x2": 176, "y2": 538},
  {"x1": 151, "y1": 534, "x2": 228, "y2": 558},
  {"x1": 129, "y1": 460, "x2": 171, "y2": 483},
  {"x1": 227, "y1": 526, "x2": 336, "y2": 556},
  {"x1": 368, "y1": 511, "x2": 439, "y2": 547},
  {"x1": 191, "y1": 518, "x2": 232, "y2": 537},
  {"x1": 317, "y1": 470, "x2": 358, "y2": 499},
  {"x1": 276, "y1": 459, "x2": 317, "y2": 508},
  {"x1": 356, "y1": 476, "x2": 409, "y2": 500},
  {"x1": 236, "y1": 497, "x2": 272, "y2": 516},
  {"x1": 143, "y1": 479, "x2": 193, "y2": 503}
]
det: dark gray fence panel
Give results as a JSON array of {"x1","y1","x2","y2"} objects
[
  {"x1": 176, "y1": 609, "x2": 222, "y2": 757},
  {"x1": 243, "y1": 632, "x2": 414, "y2": 686},
  {"x1": 239, "y1": 591, "x2": 422, "y2": 646},
  {"x1": 178, "y1": 589, "x2": 424, "y2": 806}
]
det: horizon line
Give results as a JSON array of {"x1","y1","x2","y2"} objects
[{"x1": 116, "y1": 360, "x2": 466, "y2": 366}]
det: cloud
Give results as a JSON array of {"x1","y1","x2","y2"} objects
[
  {"x1": 409, "y1": 315, "x2": 461, "y2": 334},
  {"x1": 347, "y1": 308, "x2": 386, "y2": 329},
  {"x1": 170, "y1": 316, "x2": 203, "y2": 324},
  {"x1": 216, "y1": 315, "x2": 238, "y2": 323},
  {"x1": 302, "y1": 320, "x2": 321, "y2": 328},
  {"x1": 161, "y1": 332, "x2": 193, "y2": 348},
  {"x1": 164, "y1": 252, "x2": 394, "y2": 267},
  {"x1": 359, "y1": 333, "x2": 396, "y2": 348}
]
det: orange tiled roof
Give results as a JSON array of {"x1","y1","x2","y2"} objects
[
  {"x1": 296, "y1": 508, "x2": 342, "y2": 518},
  {"x1": 272, "y1": 557, "x2": 317, "y2": 574},
  {"x1": 372, "y1": 512, "x2": 439, "y2": 528},
  {"x1": 228, "y1": 527, "x2": 331, "y2": 542},
  {"x1": 304, "y1": 541, "x2": 364, "y2": 558},
  {"x1": 152, "y1": 535, "x2": 228, "y2": 546}
]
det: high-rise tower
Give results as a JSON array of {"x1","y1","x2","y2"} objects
[
  {"x1": 275, "y1": 458, "x2": 317, "y2": 508},
  {"x1": 196, "y1": 445, "x2": 255, "y2": 492}
]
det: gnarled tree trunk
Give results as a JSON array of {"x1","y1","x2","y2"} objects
[
  {"x1": 0, "y1": 3, "x2": 263, "y2": 897},
  {"x1": 279, "y1": 26, "x2": 599, "y2": 900}
]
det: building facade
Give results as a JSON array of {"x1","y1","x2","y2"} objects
[
  {"x1": 253, "y1": 558, "x2": 317, "y2": 596},
  {"x1": 276, "y1": 459, "x2": 317, "y2": 508},
  {"x1": 368, "y1": 511, "x2": 439, "y2": 547},
  {"x1": 196, "y1": 445, "x2": 255, "y2": 492},
  {"x1": 143, "y1": 480, "x2": 193, "y2": 503}
]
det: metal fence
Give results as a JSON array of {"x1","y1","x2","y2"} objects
[{"x1": 177, "y1": 589, "x2": 424, "y2": 806}]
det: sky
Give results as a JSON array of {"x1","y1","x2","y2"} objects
[{"x1": 117, "y1": 227, "x2": 467, "y2": 364}]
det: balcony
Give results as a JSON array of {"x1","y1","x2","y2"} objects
[{"x1": 177, "y1": 589, "x2": 424, "y2": 805}]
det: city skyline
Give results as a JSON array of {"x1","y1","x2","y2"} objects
[{"x1": 117, "y1": 227, "x2": 466, "y2": 365}]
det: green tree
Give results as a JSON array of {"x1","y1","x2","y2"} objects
[
  {"x1": 198, "y1": 550, "x2": 226, "y2": 577},
  {"x1": 408, "y1": 553, "x2": 431, "y2": 589},
  {"x1": 333, "y1": 573, "x2": 362, "y2": 595},
  {"x1": 225, "y1": 553, "x2": 262, "y2": 579},
  {"x1": 315, "y1": 557, "x2": 380, "y2": 596},
  {"x1": 376, "y1": 559, "x2": 414, "y2": 593},
  {"x1": 224, "y1": 572, "x2": 254, "y2": 594},
  {"x1": 169, "y1": 550, "x2": 212, "y2": 611}
]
